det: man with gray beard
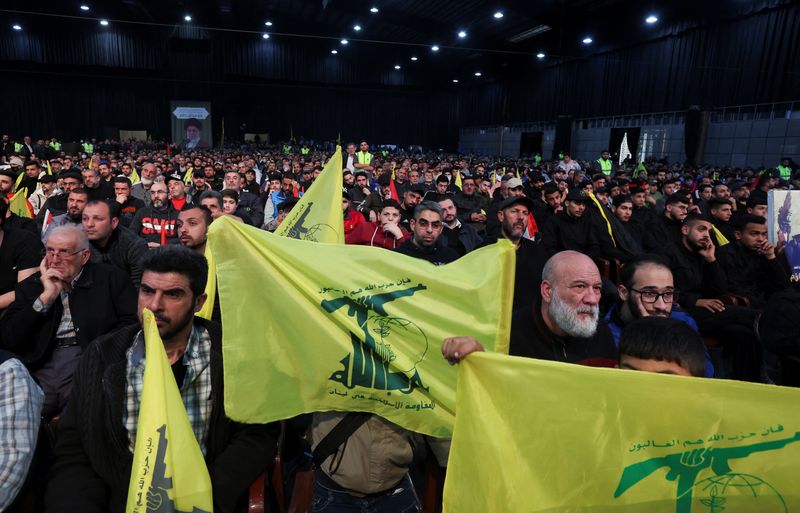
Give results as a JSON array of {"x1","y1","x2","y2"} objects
[{"x1": 442, "y1": 250, "x2": 616, "y2": 367}]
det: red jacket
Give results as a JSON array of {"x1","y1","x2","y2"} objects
[
  {"x1": 345, "y1": 221, "x2": 410, "y2": 249},
  {"x1": 343, "y1": 208, "x2": 366, "y2": 235}
]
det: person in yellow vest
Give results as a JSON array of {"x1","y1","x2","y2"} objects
[
  {"x1": 282, "y1": 143, "x2": 292, "y2": 155},
  {"x1": 81, "y1": 140, "x2": 94, "y2": 155},
  {"x1": 777, "y1": 157, "x2": 795, "y2": 181},
  {"x1": 595, "y1": 149, "x2": 614, "y2": 176},
  {"x1": 354, "y1": 140, "x2": 374, "y2": 172},
  {"x1": 300, "y1": 144, "x2": 310, "y2": 156}
]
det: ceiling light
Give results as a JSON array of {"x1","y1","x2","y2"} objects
[
  {"x1": 184, "y1": 15, "x2": 192, "y2": 22},
  {"x1": 452, "y1": 79, "x2": 459, "y2": 83},
  {"x1": 536, "y1": 52, "x2": 545, "y2": 59},
  {"x1": 79, "y1": 5, "x2": 90, "y2": 11},
  {"x1": 494, "y1": 11, "x2": 504, "y2": 19},
  {"x1": 410, "y1": 56, "x2": 418, "y2": 61},
  {"x1": 370, "y1": 7, "x2": 379, "y2": 13},
  {"x1": 331, "y1": 49, "x2": 338, "y2": 54},
  {"x1": 262, "y1": 33, "x2": 270, "y2": 39},
  {"x1": 645, "y1": 15, "x2": 658, "y2": 24},
  {"x1": 340, "y1": 39, "x2": 348, "y2": 45},
  {"x1": 99, "y1": 19, "x2": 109, "y2": 26},
  {"x1": 394, "y1": 65, "x2": 401, "y2": 70},
  {"x1": 431, "y1": 45, "x2": 440, "y2": 51},
  {"x1": 458, "y1": 30, "x2": 467, "y2": 38},
  {"x1": 265, "y1": 21, "x2": 273, "y2": 26},
  {"x1": 474, "y1": 71, "x2": 482, "y2": 77},
  {"x1": 582, "y1": 36, "x2": 593, "y2": 44},
  {"x1": 12, "y1": 24, "x2": 22, "y2": 31},
  {"x1": 508, "y1": 24, "x2": 551, "y2": 43},
  {"x1": 353, "y1": 24, "x2": 361, "y2": 31}
]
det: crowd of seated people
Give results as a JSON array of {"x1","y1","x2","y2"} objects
[{"x1": 0, "y1": 132, "x2": 798, "y2": 512}]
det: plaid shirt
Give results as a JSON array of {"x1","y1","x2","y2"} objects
[
  {"x1": 0, "y1": 358, "x2": 44, "y2": 510},
  {"x1": 124, "y1": 323, "x2": 213, "y2": 455}
]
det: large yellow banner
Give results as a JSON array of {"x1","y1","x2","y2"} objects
[{"x1": 444, "y1": 352, "x2": 800, "y2": 513}]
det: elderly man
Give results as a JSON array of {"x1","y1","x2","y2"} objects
[
  {"x1": 131, "y1": 162, "x2": 157, "y2": 204},
  {"x1": 45, "y1": 246, "x2": 278, "y2": 513},
  {"x1": 0, "y1": 225, "x2": 137, "y2": 418},
  {"x1": 82, "y1": 200, "x2": 148, "y2": 288},
  {"x1": 443, "y1": 251, "x2": 616, "y2": 366}
]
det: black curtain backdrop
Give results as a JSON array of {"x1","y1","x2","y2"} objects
[{"x1": 0, "y1": 2, "x2": 797, "y2": 149}]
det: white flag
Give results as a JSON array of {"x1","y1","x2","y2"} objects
[{"x1": 619, "y1": 132, "x2": 632, "y2": 166}]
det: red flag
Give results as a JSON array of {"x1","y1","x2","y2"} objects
[
  {"x1": 524, "y1": 213, "x2": 538, "y2": 241},
  {"x1": 389, "y1": 179, "x2": 399, "y2": 201}
]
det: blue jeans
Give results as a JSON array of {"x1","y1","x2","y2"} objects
[{"x1": 312, "y1": 474, "x2": 421, "y2": 513}]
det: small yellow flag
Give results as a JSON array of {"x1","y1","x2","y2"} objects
[
  {"x1": 125, "y1": 309, "x2": 214, "y2": 513},
  {"x1": 9, "y1": 188, "x2": 32, "y2": 218},
  {"x1": 183, "y1": 167, "x2": 194, "y2": 186},
  {"x1": 130, "y1": 168, "x2": 141, "y2": 185},
  {"x1": 454, "y1": 170, "x2": 463, "y2": 190},
  {"x1": 275, "y1": 144, "x2": 344, "y2": 243},
  {"x1": 444, "y1": 352, "x2": 800, "y2": 512}
]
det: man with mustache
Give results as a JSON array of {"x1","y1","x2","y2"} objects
[
  {"x1": 442, "y1": 250, "x2": 616, "y2": 367},
  {"x1": 658, "y1": 214, "x2": 762, "y2": 381}
]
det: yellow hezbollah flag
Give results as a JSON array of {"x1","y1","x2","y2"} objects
[
  {"x1": 131, "y1": 167, "x2": 141, "y2": 185},
  {"x1": 275, "y1": 144, "x2": 344, "y2": 243},
  {"x1": 443, "y1": 352, "x2": 800, "y2": 513},
  {"x1": 125, "y1": 309, "x2": 213, "y2": 513},
  {"x1": 196, "y1": 245, "x2": 216, "y2": 320},
  {"x1": 454, "y1": 170, "x2": 462, "y2": 189},
  {"x1": 9, "y1": 188, "x2": 33, "y2": 218},
  {"x1": 183, "y1": 167, "x2": 194, "y2": 185},
  {"x1": 207, "y1": 217, "x2": 514, "y2": 437}
]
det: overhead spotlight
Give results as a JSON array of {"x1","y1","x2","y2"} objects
[
  {"x1": 394, "y1": 65, "x2": 401, "y2": 70},
  {"x1": 353, "y1": 24, "x2": 361, "y2": 31},
  {"x1": 536, "y1": 52, "x2": 545, "y2": 59},
  {"x1": 431, "y1": 45, "x2": 440, "y2": 51},
  {"x1": 184, "y1": 15, "x2": 192, "y2": 22},
  {"x1": 645, "y1": 15, "x2": 658, "y2": 24},
  {"x1": 452, "y1": 79, "x2": 459, "y2": 83},
  {"x1": 265, "y1": 21, "x2": 273, "y2": 27},
  {"x1": 474, "y1": 71, "x2": 482, "y2": 77},
  {"x1": 262, "y1": 33, "x2": 270, "y2": 39},
  {"x1": 340, "y1": 39, "x2": 348, "y2": 45},
  {"x1": 458, "y1": 30, "x2": 467, "y2": 38},
  {"x1": 582, "y1": 36, "x2": 593, "y2": 44},
  {"x1": 331, "y1": 49, "x2": 338, "y2": 54},
  {"x1": 370, "y1": 7, "x2": 379, "y2": 13},
  {"x1": 99, "y1": 19, "x2": 109, "y2": 26},
  {"x1": 79, "y1": 5, "x2": 90, "y2": 11},
  {"x1": 494, "y1": 11, "x2": 504, "y2": 19},
  {"x1": 12, "y1": 24, "x2": 22, "y2": 31},
  {"x1": 410, "y1": 56, "x2": 418, "y2": 61}
]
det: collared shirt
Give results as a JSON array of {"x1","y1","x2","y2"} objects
[
  {"x1": 0, "y1": 358, "x2": 44, "y2": 510},
  {"x1": 124, "y1": 323, "x2": 213, "y2": 454},
  {"x1": 32, "y1": 268, "x2": 84, "y2": 341}
]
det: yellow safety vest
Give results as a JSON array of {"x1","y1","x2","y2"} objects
[
  {"x1": 301, "y1": 147, "x2": 310, "y2": 155},
  {"x1": 357, "y1": 151, "x2": 373, "y2": 165},
  {"x1": 82, "y1": 142, "x2": 94, "y2": 154},
  {"x1": 777, "y1": 164, "x2": 792, "y2": 181},
  {"x1": 14, "y1": 143, "x2": 22, "y2": 153},
  {"x1": 597, "y1": 157, "x2": 612, "y2": 175}
]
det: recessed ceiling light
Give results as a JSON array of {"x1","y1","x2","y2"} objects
[
  {"x1": 262, "y1": 33, "x2": 270, "y2": 39},
  {"x1": 394, "y1": 65, "x2": 401, "y2": 70},
  {"x1": 265, "y1": 21, "x2": 273, "y2": 27},
  {"x1": 582, "y1": 36, "x2": 593, "y2": 44},
  {"x1": 331, "y1": 49, "x2": 338, "y2": 54},
  {"x1": 431, "y1": 45, "x2": 440, "y2": 51},
  {"x1": 79, "y1": 5, "x2": 90, "y2": 11},
  {"x1": 340, "y1": 39, "x2": 348, "y2": 45},
  {"x1": 99, "y1": 19, "x2": 109, "y2": 26},
  {"x1": 536, "y1": 52, "x2": 545, "y2": 59},
  {"x1": 370, "y1": 7, "x2": 379, "y2": 13},
  {"x1": 410, "y1": 56, "x2": 418, "y2": 61},
  {"x1": 12, "y1": 24, "x2": 22, "y2": 31},
  {"x1": 494, "y1": 11, "x2": 504, "y2": 19},
  {"x1": 645, "y1": 15, "x2": 658, "y2": 24},
  {"x1": 452, "y1": 79, "x2": 459, "y2": 83},
  {"x1": 474, "y1": 71, "x2": 482, "y2": 77},
  {"x1": 458, "y1": 30, "x2": 467, "y2": 38},
  {"x1": 184, "y1": 15, "x2": 192, "y2": 22},
  {"x1": 353, "y1": 24, "x2": 361, "y2": 31}
]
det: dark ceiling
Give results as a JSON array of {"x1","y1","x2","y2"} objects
[{"x1": 1, "y1": 0, "x2": 783, "y2": 86}]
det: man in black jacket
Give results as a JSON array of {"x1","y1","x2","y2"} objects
[
  {"x1": 0, "y1": 225, "x2": 137, "y2": 418},
  {"x1": 718, "y1": 214, "x2": 789, "y2": 308},
  {"x1": 540, "y1": 189, "x2": 600, "y2": 258},
  {"x1": 437, "y1": 196, "x2": 482, "y2": 257},
  {"x1": 643, "y1": 193, "x2": 690, "y2": 252},
  {"x1": 45, "y1": 246, "x2": 278, "y2": 513},
  {"x1": 128, "y1": 182, "x2": 180, "y2": 247},
  {"x1": 659, "y1": 214, "x2": 762, "y2": 381},
  {"x1": 222, "y1": 170, "x2": 264, "y2": 226},
  {"x1": 396, "y1": 202, "x2": 458, "y2": 265},
  {"x1": 83, "y1": 200, "x2": 148, "y2": 288}
]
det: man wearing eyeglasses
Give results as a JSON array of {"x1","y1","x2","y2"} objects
[
  {"x1": 0, "y1": 225, "x2": 137, "y2": 419},
  {"x1": 604, "y1": 254, "x2": 715, "y2": 377},
  {"x1": 395, "y1": 202, "x2": 458, "y2": 265}
]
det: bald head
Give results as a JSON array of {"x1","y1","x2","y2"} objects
[{"x1": 542, "y1": 250, "x2": 600, "y2": 286}]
